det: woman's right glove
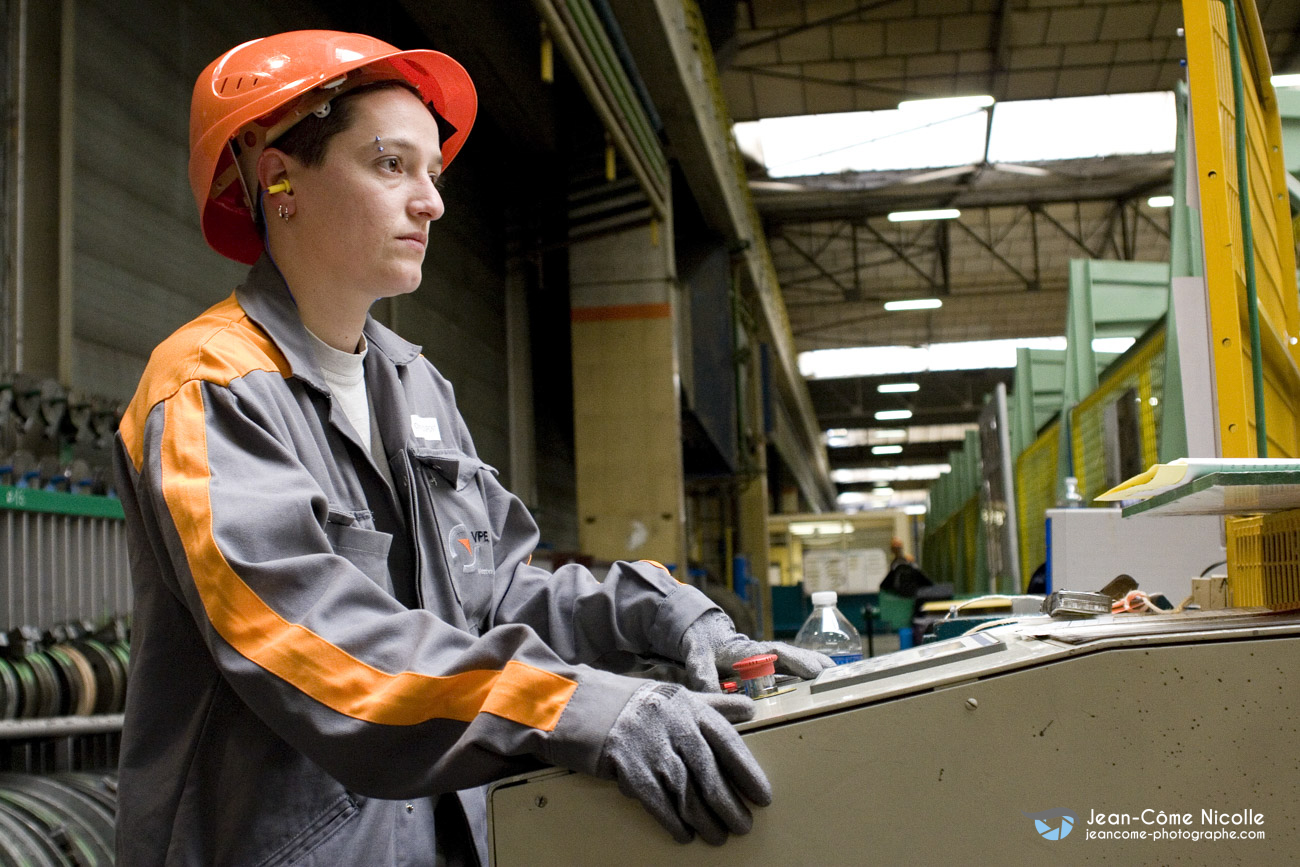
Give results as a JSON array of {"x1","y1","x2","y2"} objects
[{"x1": 596, "y1": 682, "x2": 771, "y2": 846}]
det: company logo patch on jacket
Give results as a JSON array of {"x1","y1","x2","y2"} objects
[
  {"x1": 447, "y1": 523, "x2": 493, "y2": 577},
  {"x1": 411, "y1": 415, "x2": 441, "y2": 441}
]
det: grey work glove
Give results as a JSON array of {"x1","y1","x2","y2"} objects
[
  {"x1": 597, "y1": 682, "x2": 771, "y2": 845},
  {"x1": 679, "y1": 610, "x2": 836, "y2": 692}
]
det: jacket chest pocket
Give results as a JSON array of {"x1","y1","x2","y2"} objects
[
  {"x1": 410, "y1": 450, "x2": 497, "y2": 628},
  {"x1": 324, "y1": 509, "x2": 393, "y2": 593}
]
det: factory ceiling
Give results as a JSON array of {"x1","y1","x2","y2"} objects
[{"x1": 699, "y1": 0, "x2": 1300, "y2": 506}]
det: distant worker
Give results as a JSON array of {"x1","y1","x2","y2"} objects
[{"x1": 889, "y1": 537, "x2": 914, "y2": 571}]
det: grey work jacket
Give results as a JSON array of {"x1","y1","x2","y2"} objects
[{"x1": 113, "y1": 255, "x2": 716, "y2": 866}]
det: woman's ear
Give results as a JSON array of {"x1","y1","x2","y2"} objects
[{"x1": 258, "y1": 148, "x2": 294, "y2": 198}]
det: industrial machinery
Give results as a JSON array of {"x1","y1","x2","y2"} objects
[{"x1": 487, "y1": 608, "x2": 1298, "y2": 864}]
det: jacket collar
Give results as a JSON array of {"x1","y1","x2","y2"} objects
[{"x1": 236, "y1": 254, "x2": 424, "y2": 393}]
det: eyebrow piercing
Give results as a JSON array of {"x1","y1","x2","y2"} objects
[{"x1": 375, "y1": 136, "x2": 384, "y2": 153}]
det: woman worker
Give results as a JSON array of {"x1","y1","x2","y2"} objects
[{"x1": 113, "y1": 30, "x2": 832, "y2": 865}]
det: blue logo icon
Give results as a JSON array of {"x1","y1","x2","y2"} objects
[{"x1": 1023, "y1": 808, "x2": 1078, "y2": 840}]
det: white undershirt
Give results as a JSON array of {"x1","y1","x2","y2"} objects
[{"x1": 305, "y1": 328, "x2": 371, "y2": 454}]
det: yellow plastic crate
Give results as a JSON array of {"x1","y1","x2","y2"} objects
[
  {"x1": 1226, "y1": 511, "x2": 1300, "y2": 610},
  {"x1": 1259, "y1": 509, "x2": 1300, "y2": 609},
  {"x1": 1226, "y1": 516, "x2": 1264, "y2": 607}
]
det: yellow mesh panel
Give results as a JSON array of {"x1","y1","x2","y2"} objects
[
  {"x1": 1069, "y1": 330, "x2": 1168, "y2": 503},
  {"x1": 1015, "y1": 419, "x2": 1060, "y2": 585}
]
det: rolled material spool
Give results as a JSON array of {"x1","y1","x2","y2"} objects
[
  {"x1": 0, "y1": 779, "x2": 113, "y2": 866},
  {"x1": 21, "y1": 652, "x2": 63, "y2": 719},
  {"x1": 71, "y1": 639, "x2": 125, "y2": 716},
  {"x1": 51, "y1": 644, "x2": 98, "y2": 716},
  {"x1": 0, "y1": 773, "x2": 115, "y2": 863},
  {"x1": 8, "y1": 657, "x2": 41, "y2": 720},
  {"x1": 0, "y1": 799, "x2": 65, "y2": 867},
  {"x1": 0, "y1": 658, "x2": 19, "y2": 720},
  {"x1": 53, "y1": 772, "x2": 119, "y2": 814},
  {"x1": 42, "y1": 646, "x2": 84, "y2": 717}
]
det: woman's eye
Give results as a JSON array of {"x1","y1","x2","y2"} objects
[
  {"x1": 380, "y1": 157, "x2": 400, "y2": 172},
  {"x1": 430, "y1": 174, "x2": 445, "y2": 189}
]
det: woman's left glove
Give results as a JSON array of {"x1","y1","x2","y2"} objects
[{"x1": 678, "y1": 611, "x2": 836, "y2": 692}]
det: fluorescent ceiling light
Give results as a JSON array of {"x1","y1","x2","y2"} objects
[
  {"x1": 872, "y1": 487, "x2": 896, "y2": 497},
  {"x1": 872, "y1": 445, "x2": 903, "y2": 455},
  {"x1": 1272, "y1": 73, "x2": 1300, "y2": 88},
  {"x1": 878, "y1": 382, "x2": 920, "y2": 393},
  {"x1": 875, "y1": 409, "x2": 913, "y2": 421},
  {"x1": 838, "y1": 490, "x2": 928, "y2": 510},
  {"x1": 898, "y1": 94, "x2": 994, "y2": 112},
  {"x1": 884, "y1": 298, "x2": 943, "y2": 311},
  {"x1": 816, "y1": 425, "x2": 976, "y2": 448},
  {"x1": 1147, "y1": 195, "x2": 1174, "y2": 207},
  {"x1": 833, "y1": 464, "x2": 951, "y2": 484},
  {"x1": 789, "y1": 521, "x2": 853, "y2": 536},
  {"x1": 990, "y1": 162, "x2": 1050, "y2": 177},
  {"x1": 888, "y1": 209, "x2": 960, "y2": 222},
  {"x1": 748, "y1": 179, "x2": 809, "y2": 192}
]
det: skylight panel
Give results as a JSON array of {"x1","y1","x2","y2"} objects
[
  {"x1": 986, "y1": 92, "x2": 1176, "y2": 162},
  {"x1": 737, "y1": 91, "x2": 1176, "y2": 177},
  {"x1": 737, "y1": 105, "x2": 988, "y2": 178},
  {"x1": 799, "y1": 338, "x2": 1067, "y2": 380},
  {"x1": 799, "y1": 336, "x2": 1137, "y2": 380}
]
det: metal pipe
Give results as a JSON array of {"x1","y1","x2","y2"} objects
[
  {"x1": 1223, "y1": 0, "x2": 1267, "y2": 456},
  {"x1": 58, "y1": 0, "x2": 75, "y2": 385},
  {"x1": 13, "y1": 0, "x2": 28, "y2": 372},
  {"x1": 589, "y1": 0, "x2": 663, "y2": 133},
  {"x1": 564, "y1": 0, "x2": 667, "y2": 189},
  {"x1": 534, "y1": 0, "x2": 667, "y2": 217}
]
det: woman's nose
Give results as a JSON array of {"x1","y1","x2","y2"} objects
[{"x1": 412, "y1": 177, "x2": 444, "y2": 222}]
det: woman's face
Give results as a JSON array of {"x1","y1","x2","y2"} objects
[{"x1": 284, "y1": 86, "x2": 445, "y2": 299}]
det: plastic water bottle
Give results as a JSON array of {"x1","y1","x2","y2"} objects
[{"x1": 794, "y1": 591, "x2": 863, "y2": 665}]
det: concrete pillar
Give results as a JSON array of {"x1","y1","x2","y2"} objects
[
  {"x1": 8, "y1": 0, "x2": 72, "y2": 379},
  {"x1": 569, "y1": 218, "x2": 686, "y2": 570}
]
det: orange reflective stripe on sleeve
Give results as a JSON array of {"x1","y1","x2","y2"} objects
[
  {"x1": 160, "y1": 379, "x2": 577, "y2": 730},
  {"x1": 638, "y1": 559, "x2": 683, "y2": 584},
  {"x1": 121, "y1": 294, "x2": 291, "y2": 472}
]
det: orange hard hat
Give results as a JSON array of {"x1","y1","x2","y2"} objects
[{"x1": 189, "y1": 30, "x2": 477, "y2": 264}]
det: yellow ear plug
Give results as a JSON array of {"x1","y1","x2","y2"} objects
[{"x1": 267, "y1": 179, "x2": 292, "y2": 195}]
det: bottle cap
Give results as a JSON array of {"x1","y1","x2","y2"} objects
[
  {"x1": 810, "y1": 591, "x2": 838, "y2": 607},
  {"x1": 732, "y1": 653, "x2": 778, "y2": 680}
]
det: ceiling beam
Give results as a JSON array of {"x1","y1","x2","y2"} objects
[
  {"x1": 950, "y1": 218, "x2": 1036, "y2": 290},
  {"x1": 734, "y1": 0, "x2": 907, "y2": 53},
  {"x1": 778, "y1": 231, "x2": 860, "y2": 301},
  {"x1": 861, "y1": 222, "x2": 945, "y2": 294}
]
